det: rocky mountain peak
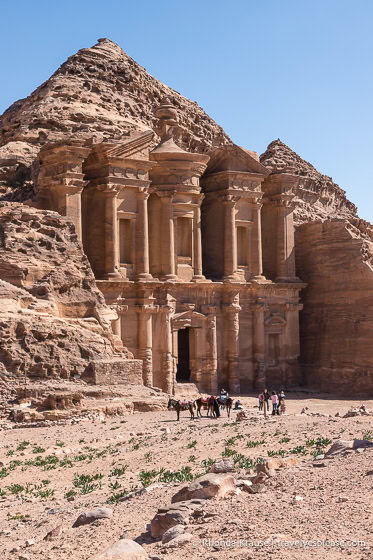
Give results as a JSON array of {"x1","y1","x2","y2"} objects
[{"x1": 260, "y1": 139, "x2": 359, "y2": 224}]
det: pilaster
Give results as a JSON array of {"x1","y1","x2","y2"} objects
[
  {"x1": 253, "y1": 301, "x2": 268, "y2": 389},
  {"x1": 222, "y1": 297, "x2": 241, "y2": 394},
  {"x1": 37, "y1": 142, "x2": 90, "y2": 240}
]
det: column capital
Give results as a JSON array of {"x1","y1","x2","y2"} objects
[
  {"x1": 136, "y1": 188, "x2": 150, "y2": 200},
  {"x1": 136, "y1": 304, "x2": 159, "y2": 314},
  {"x1": 220, "y1": 193, "x2": 240, "y2": 206},
  {"x1": 286, "y1": 302, "x2": 303, "y2": 311},
  {"x1": 201, "y1": 304, "x2": 219, "y2": 315},
  {"x1": 253, "y1": 301, "x2": 269, "y2": 312},
  {"x1": 271, "y1": 193, "x2": 296, "y2": 208},
  {"x1": 157, "y1": 190, "x2": 177, "y2": 203},
  {"x1": 222, "y1": 303, "x2": 242, "y2": 314},
  {"x1": 97, "y1": 183, "x2": 121, "y2": 196},
  {"x1": 110, "y1": 297, "x2": 129, "y2": 314}
]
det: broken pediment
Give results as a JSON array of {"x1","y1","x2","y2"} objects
[
  {"x1": 84, "y1": 130, "x2": 154, "y2": 166},
  {"x1": 203, "y1": 144, "x2": 270, "y2": 177}
]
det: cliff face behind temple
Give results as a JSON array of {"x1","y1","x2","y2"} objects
[
  {"x1": 260, "y1": 140, "x2": 373, "y2": 394},
  {"x1": 0, "y1": 38, "x2": 231, "y2": 200}
]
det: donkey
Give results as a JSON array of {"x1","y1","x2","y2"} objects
[
  {"x1": 215, "y1": 396, "x2": 233, "y2": 418},
  {"x1": 195, "y1": 396, "x2": 221, "y2": 418},
  {"x1": 167, "y1": 399, "x2": 195, "y2": 421}
]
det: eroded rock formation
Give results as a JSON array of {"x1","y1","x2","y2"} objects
[
  {"x1": 295, "y1": 220, "x2": 373, "y2": 394},
  {"x1": 0, "y1": 38, "x2": 230, "y2": 201},
  {"x1": 261, "y1": 141, "x2": 373, "y2": 394},
  {"x1": 0, "y1": 203, "x2": 141, "y2": 382}
]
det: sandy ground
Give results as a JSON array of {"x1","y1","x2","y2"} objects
[{"x1": 0, "y1": 393, "x2": 372, "y2": 560}]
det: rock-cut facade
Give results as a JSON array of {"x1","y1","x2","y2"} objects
[{"x1": 35, "y1": 98, "x2": 305, "y2": 394}]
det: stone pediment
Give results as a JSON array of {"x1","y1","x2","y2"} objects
[
  {"x1": 204, "y1": 144, "x2": 270, "y2": 176},
  {"x1": 172, "y1": 309, "x2": 208, "y2": 330},
  {"x1": 86, "y1": 130, "x2": 154, "y2": 165}
]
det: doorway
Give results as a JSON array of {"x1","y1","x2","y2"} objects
[{"x1": 176, "y1": 328, "x2": 191, "y2": 382}]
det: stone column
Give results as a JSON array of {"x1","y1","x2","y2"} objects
[
  {"x1": 111, "y1": 317, "x2": 121, "y2": 338},
  {"x1": 100, "y1": 185, "x2": 121, "y2": 279},
  {"x1": 135, "y1": 190, "x2": 152, "y2": 280},
  {"x1": 192, "y1": 199, "x2": 205, "y2": 281},
  {"x1": 223, "y1": 196, "x2": 238, "y2": 281},
  {"x1": 250, "y1": 200, "x2": 265, "y2": 280},
  {"x1": 160, "y1": 193, "x2": 178, "y2": 281},
  {"x1": 223, "y1": 302, "x2": 241, "y2": 394},
  {"x1": 137, "y1": 305, "x2": 156, "y2": 387},
  {"x1": 253, "y1": 302, "x2": 267, "y2": 389},
  {"x1": 284, "y1": 302, "x2": 303, "y2": 387},
  {"x1": 160, "y1": 302, "x2": 175, "y2": 394},
  {"x1": 206, "y1": 314, "x2": 218, "y2": 394},
  {"x1": 275, "y1": 197, "x2": 299, "y2": 282}
]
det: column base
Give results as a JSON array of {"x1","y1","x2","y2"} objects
[
  {"x1": 191, "y1": 274, "x2": 208, "y2": 283},
  {"x1": 251, "y1": 274, "x2": 267, "y2": 282},
  {"x1": 136, "y1": 273, "x2": 153, "y2": 281},
  {"x1": 161, "y1": 274, "x2": 179, "y2": 282},
  {"x1": 223, "y1": 275, "x2": 241, "y2": 283},
  {"x1": 275, "y1": 276, "x2": 302, "y2": 283},
  {"x1": 102, "y1": 271, "x2": 122, "y2": 280}
]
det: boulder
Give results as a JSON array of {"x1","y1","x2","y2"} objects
[
  {"x1": 150, "y1": 500, "x2": 204, "y2": 538},
  {"x1": 91, "y1": 539, "x2": 148, "y2": 559},
  {"x1": 171, "y1": 473, "x2": 235, "y2": 503},
  {"x1": 73, "y1": 507, "x2": 113, "y2": 528},
  {"x1": 43, "y1": 524, "x2": 63, "y2": 541},
  {"x1": 210, "y1": 459, "x2": 234, "y2": 473},
  {"x1": 165, "y1": 533, "x2": 194, "y2": 548},
  {"x1": 161, "y1": 524, "x2": 185, "y2": 544},
  {"x1": 324, "y1": 440, "x2": 353, "y2": 457},
  {"x1": 256, "y1": 457, "x2": 299, "y2": 474}
]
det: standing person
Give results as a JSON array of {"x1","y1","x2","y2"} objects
[
  {"x1": 271, "y1": 391, "x2": 279, "y2": 416},
  {"x1": 263, "y1": 388, "x2": 270, "y2": 412},
  {"x1": 213, "y1": 397, "x2": 220, "y2": 418},
  {"x1": 279, "y1": 390, "x2": 286, "y2": 414},
  {"x1": 258, "y1": 391, "x2": 264, "y2": 411}
]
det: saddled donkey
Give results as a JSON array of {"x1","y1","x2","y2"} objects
[
  {"x1": 195, "y1": 396, "x2": 220, "y2": 418},
  {"x1": 216, "y1": 397, "x2": 233, "y2": 418},
  {"x1": 168, "y1": 399, "x2": 195, "y2": 421},
  {"x1": 195, "y1": 396, "x2": 211, "y2": 418}
]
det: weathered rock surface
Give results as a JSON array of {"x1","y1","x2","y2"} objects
[
  {"x1": 91, "y1": 538, "x2": 149, "y2": 559},
  {"x1": 295, "y1": 220, "x2": 373, "y2": 394},
  {"x1": 150, "y1": 500, "x2": 205, "y2": 538},
  {"x1": 72, "y1": 507, "x2": 113, "y2": 528},
  {"x1": 0, "y1": 203, "x2": 141, "y2": 382},
  {"x1": 261, "y1": 140, "x2": 373, "y2": 395},
  {"x1": 171, "y1": 473, "x2": 235, "y2": 503},
  {"x1": 0, "y1": 38, "x2": 230, "y2": 201},
  {"x1": 260, "y1": 139, "x2": 359, "y2": 225}
]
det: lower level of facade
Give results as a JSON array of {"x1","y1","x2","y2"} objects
[{"x1": 99, "y1": 279, "x2": 304, "y2": 395}]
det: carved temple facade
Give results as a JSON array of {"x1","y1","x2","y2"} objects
[{"x1": 36, "y1": 99, "x2": 305, "y2": 394}]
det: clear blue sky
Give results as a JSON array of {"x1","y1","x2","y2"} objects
[{"x1": 1, "y1": 0, "x2": 372, "y2": 221}]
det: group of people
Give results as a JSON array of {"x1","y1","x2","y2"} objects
[{"x1": 258, "y1": 389, "x2": 286, "y2": 415}]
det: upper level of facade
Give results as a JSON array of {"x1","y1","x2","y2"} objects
[{"x1": 36, "y1": 98, "x2": 301, "y2": 286}]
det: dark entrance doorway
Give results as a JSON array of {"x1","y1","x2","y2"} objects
[{"x1": 176, "y1": 328, "x2": 191, "y2": 382}]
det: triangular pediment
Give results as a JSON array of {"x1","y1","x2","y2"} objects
[{"x1": 204, "y1": 144, "x2": 269, "y2": 176}]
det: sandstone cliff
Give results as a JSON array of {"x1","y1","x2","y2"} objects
[
  {"x1": 261, "y1": 140, "x2": 373, "y2": 395},
  {"x1": 295, "y1": 220, "x2": 373, "y2": 395},
  {"x1": 0, "y1": 38, "x2": 230, "y2": 201},
  {"x1": 0, "y1": 203, "x2": 139, "y2": 381}
]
